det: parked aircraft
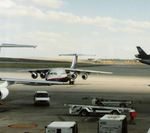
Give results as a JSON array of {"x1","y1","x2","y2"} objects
[
  {"x1": 26, "y1": 54, "x2": 112, "y2": 84},
  {"x1": 0, "y1": 78, "x2": 64, "y2": 100},
  {"x1": 135, "y1": 46, "x2": 150, "y2": 65}
]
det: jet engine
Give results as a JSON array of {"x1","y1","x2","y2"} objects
[
  {"x1": 40, "y1": 72, "x2": 46, "y2": 79},
  {"x1": 81, "y1": 73, "x2": 88, "y2": 80},
  {"x1": 0, "y1": 88, "x2": 9, "y2": 100},
  {"x1": 31, "y1": 72, "x2": 38, "y2": 79},
  {"x1": 70, "y1": 73, "x2": 77, "y2": 80}
]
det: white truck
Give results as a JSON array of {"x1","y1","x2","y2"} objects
[
  {"x1": 45, "y1": 121, "x2": 78, "y2": 133},
  {"x1": 67, "y1": 104, "x2": 134, "y2": 116},
  {"x1": 92, "y1": 97, "x2": 132, "y2": 108},
  {"x1": 34, "y1": 91, "x2": 50, "y2": 106},
  {"x1": 99, "y1": 115, "x2": 127, "y2": 133}
]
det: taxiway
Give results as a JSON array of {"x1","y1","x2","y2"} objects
[{"x1": 0, "y1": 65, "x2": 150, "y2": 133}]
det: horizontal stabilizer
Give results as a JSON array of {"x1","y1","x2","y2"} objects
[{"x1": 59, "y1": 54, "x2": 95, "y2": 57}]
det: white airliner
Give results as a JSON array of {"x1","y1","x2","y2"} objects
[
  {"x1": 26, "y1": 54, "x2": 112, "y2": 84},
  {"x1": 0, "y1": 53, "x2": 112, "y2": 100}
]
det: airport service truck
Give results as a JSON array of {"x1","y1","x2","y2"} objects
[
  {"x1": 34, "y1": 91, "x2": 50, "y2": 106},
  {"x1": 67, "y1": 104, "x2": 134, "y2": 116},
  {"x1": 92, "y1": 97, "x2": 132, "y2": 108},
  {"x1": 45, "y1": 121, "x2": 78, "y2": 133}
]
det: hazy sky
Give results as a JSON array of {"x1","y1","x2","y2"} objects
[{"x1": 0, "y1": 0, "x2": 150, "y2": 59}]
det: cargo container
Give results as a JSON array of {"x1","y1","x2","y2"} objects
[
  {"x1": 45, "y1": 121, "x2": 78, "y2": 133},
  {"x1": 99, "y1": 114, "x2": 127, "y2": 133}
]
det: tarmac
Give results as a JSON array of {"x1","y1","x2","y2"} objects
[{"x1": 0, "y1": 65, "x2": 150, "y2": 133}]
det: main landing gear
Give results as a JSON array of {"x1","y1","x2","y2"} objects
[{"x1": 69, "y1": 80, "x2": 75, "y2": 85}]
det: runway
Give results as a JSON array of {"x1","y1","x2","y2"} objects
[{"x1": 0, "y1": 65, "x2": 150, "y2": 133}]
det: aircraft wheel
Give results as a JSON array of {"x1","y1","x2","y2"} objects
[
  {"x1": 80, "y1": 110, "x2": 88, "y2": 116},
  {"x1": 69, "y1": 80, "x2": 75, "y2": 85},
  {"x1": 111, "y1": 110, "x2": 120, "y2": 115},
  {"x1": 119, "y1": 103, "x2": 126, "y2": 108}
]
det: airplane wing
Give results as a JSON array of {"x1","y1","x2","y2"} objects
[
  {"x1": 19, "y1": 67, "x2": 112, "y2": 74},
  {"x1": 19, "y1": 68, "x2": 50, "y2": 73},
  {"x1": 0, "y1": 78, "x2": 65, "y2": 86},
  {"x1": 0, "y1": 43, "x2": 36, "y2": 48},
  {"x1": 65, "y1": 68, "x2": 112, "y2": 74}
]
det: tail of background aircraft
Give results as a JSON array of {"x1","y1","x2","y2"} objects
[
  {"x1": 136, "y1": 46, "x2": 150, "y2": 59},
  {"x1": 59, "y1": 54, "x2": 95, "y2": 69},
  {"x1": 137, "y1": 46, "x2": 147, "y2": 56}
]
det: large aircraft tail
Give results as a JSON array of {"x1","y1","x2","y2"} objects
[
  {"x1": 59, "y1": 54, "x2": 95, "y2": 69},
  {"x1": 136, "y1": 46, "x2": 148, "y2": 59}
]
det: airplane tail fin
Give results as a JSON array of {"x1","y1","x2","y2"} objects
[
  {"x1": 136, "y1": 46, "x2": 148, "y2": 59},
  {"x1": 59, "y1": 54, "x2": 95, "y2": 69}
]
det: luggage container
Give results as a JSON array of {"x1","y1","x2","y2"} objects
[
  {"x1": 45, "y1": 121, "x2": 78, "y2": 133},
  {"x1": 98, "y1": 114, "x2": 127, "y2": 133}
]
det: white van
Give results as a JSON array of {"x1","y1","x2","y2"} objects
[
  {"x1": 45, "y1": 121, "x2": 78, "y2": 133},
  {"x1": 34, "y1": 91, "x2": 50, "y2": 106}
]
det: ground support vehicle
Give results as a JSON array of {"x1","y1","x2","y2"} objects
[
  {"x1": 34, "y1": 91, "x2": 50, "y2": 106},
  {"x1": 66, "y1": 104, "x2": 135, "y2": 117}
]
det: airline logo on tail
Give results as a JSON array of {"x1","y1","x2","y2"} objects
[
  {"x1": 135, "y1": 46, "x2": 149, "y2": 59},
  {"x1": 135, "y1": 46, "x2": 150, "y2": 65}
]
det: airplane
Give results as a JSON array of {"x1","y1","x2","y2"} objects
[
  {"x1": 0, "y1": 78, "x2": 65, "y2": 100},
  {"x1": 135, "y1": 46, "x2": 150, "y2": 65},
  {"x1": 0, "y1": 43, "x2": 64, "y2": 100},
  {"x1": 24, "y1": 54, "x2": 112, "y2": 84}
]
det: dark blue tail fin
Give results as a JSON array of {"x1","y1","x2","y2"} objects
[{"x1": 136, "y1": 46, "x2": 148, "y2": 59}]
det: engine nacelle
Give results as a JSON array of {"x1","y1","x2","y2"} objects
[
  {"x1": 0, "y1": 88, "x2": 9, "y2": 100},
  {"x1": 82, "y1": 73, "x2": 88, "y2": 80},
  {"x1": 71, "y1": 73, "x2": 77, "y2": 80},
  {"x1": 31, "y1": 72, "x2": 38, "y2": 79},
  {"x1": 40, "y1": 72, "x2": 46, "y2": 79}
]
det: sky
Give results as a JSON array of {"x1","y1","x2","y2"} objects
[{"x1": 0, "y1": 0, "x2": 150, "y2": 59}]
